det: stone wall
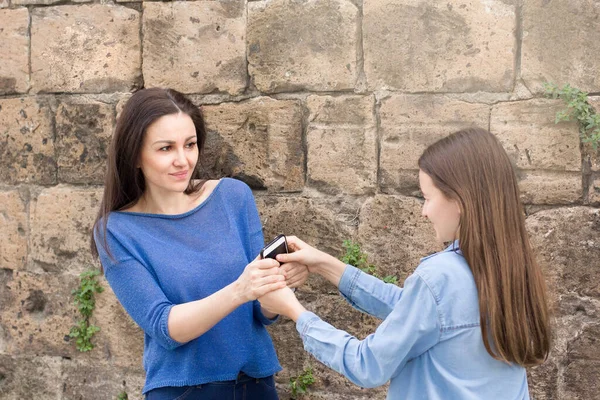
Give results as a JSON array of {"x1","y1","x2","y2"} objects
[{"x1": 1, "y1": 0, "x2": 599, "y2": 399}]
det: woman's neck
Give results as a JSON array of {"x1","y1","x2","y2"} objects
[{"x1": 139, "y1": 188, "x2": 191, "y2": 215}]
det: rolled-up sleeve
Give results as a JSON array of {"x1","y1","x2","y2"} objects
[
  {"x1": 338, "y1": 265, "x2": 404, "y2": 320},
  {"x1": 296, "y1": 273, "x2": 441, "y2": 388}
]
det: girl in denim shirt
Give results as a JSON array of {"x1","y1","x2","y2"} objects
[{"x1": 259, "y1": 127, "x2": 551, "y2": 399}]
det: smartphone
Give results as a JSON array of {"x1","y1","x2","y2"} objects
[{"x1": 260, "y1": 234, "x2": 288, "y2": 260}]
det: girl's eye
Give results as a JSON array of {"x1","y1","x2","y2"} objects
[
  {"x1": 186, "y1": 142, "x2": 197, "y2": 148},
  {"x1": 159, "y1": 146, "x2": 171, "y2": 152}
]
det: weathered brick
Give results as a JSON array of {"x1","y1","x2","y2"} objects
[
  {"x1": 357, "y1": 195, "x2": 440, "y2": 284},
  {"x1": 364, "y1": 0, "x2": 515, "y2": 92},
  {"x1": 62, "y1": 358, "x2": 145, "y2": 400},
  {"x1": 31, "y1": 5, "x2": 141, "y2": 93},
  {"x1": 30, "y1": 187, "x2": 103, "y2": 274},
  {"x1": 306, "y1": 95, "x2": 377, "y2": 195},
  {"x1": 518, "y1": 170, "x2": 582, "y2": 205},
  {"x1": 526, "y1": 207, "x2": 600, "y2": 299},
  {"x1": 55, "y1": 99, "x2": 114, "y2": 184},
  {"x1": 590, "y1": 173, "x2": 600, "y2": 206},
  {"x1": 0, "y1": 97, "x2": 56, "y2": 185},
  {"x1": 0, "y1": 191, "x2": 27, "y2": 270},
  {"x1": 256, "y1": 195, "x2": 356, "y2": 294},
  {"x1": 0, "y1": 355, "x2": 62, "y2": 399},
  {"x1": 563, "y1": 360, "x2": 600, "y2": 399},
  {"x1": 143, "y1": 1, "x2": 246, "y2": 95},
  {"x1": 379, "y1": 95, "x2": 489, "y2": 194},
  {"x1": 93, "y1": 282, "x2": 144, "y2": 369},
  {"x1": 202, "y1": 98, "x2": 304, "y2": 192},
  {"x1": 522, "y1": 1, "x2": 600, "y2": 93},
  {"x1": 0, "y1": 270, "x2": 78, "y2": 357},
  {"x1": 0, "y1": 9, "x2": 28, "y2": 94},
  {"x1": 248, "y1": 0, "x2": 358, "y2": 93},
  {"x1": 491, "y1": 99, "x2": 581, "y2": 172}
]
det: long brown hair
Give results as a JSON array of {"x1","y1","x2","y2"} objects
[
  {"x1": 418, "y1": 127, "x2": 550, "y2": 367},
  {"x1": 91, "y1": 88, "x2": 207, "y2": 259}
]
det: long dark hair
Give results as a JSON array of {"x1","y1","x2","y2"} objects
[
  {"x1": 91, "y1": 88, "x2": 207, "y2": 259},
  {"x1": 418, "y1": 127, "x2": 551, "y2": 367}
]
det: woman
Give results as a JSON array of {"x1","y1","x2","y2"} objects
[
  {"x1": 91, "y1": 88, "x2": 307, "y2": 399},
  {"x1": 258, "y1": 127, "x2": 551, "y2": 399}
]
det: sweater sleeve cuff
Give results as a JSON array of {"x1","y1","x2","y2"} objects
[
  {"x1": 254, "y1": 300, "x2": 279, "y2": 326},
  {"x1": 160, "y1": 304, "x2": 185, "y2": 349}
]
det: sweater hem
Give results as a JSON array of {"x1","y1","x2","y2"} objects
[{"x1": 142, "y1": 365, "x2": 282, "y2": 394}]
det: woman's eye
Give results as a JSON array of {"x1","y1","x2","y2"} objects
[
  {"x1": 186, "y1": 142, "x2": 197, "y2": 148},
  {"x1": 159, "y1": 146, "x2": 171, "y2": 151}
]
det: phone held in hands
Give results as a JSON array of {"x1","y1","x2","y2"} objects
[{"x1": 260, "y1": 234, "x2": 288, "y2": 260}]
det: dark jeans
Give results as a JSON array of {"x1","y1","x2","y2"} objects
[{"x1": 145, "y1": 373, "x2": 279, "y2": 400}]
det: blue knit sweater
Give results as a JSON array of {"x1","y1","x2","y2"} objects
[{"x1": 94, "y1": 178, "x2": 281, "y2": 394}]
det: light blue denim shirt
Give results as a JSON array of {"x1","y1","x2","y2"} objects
[{"x1": 296, "y1": 242, "x2": 529, "y2": 399}]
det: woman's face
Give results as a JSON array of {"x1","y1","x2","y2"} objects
[
  {"x1": 138, "y1": 112, "x2": 198, "y2": 196},
  {"x1": 419, "y1": 169, "x2": 461, "y2": 243}
]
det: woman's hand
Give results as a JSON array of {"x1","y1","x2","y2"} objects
[
  {"x1": 276, "y1": 236, "x2": 347, "y2": 287},
  {"x1": 258, "y1": 287, "x2": 306, "y2": 321},
  {"x1": 234, "y1": 257, "x2": 287, "y2": 304},
  {"x1": 280, "y1": 262, "x2": 309, "y2": 288}
]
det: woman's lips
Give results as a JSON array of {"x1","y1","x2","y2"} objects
[{"x1": 170, "y1": 171, "x2": 188, "y2": 179}]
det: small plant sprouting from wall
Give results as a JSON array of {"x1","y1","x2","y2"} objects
[
  {"x1": 289, "y1": 366, "x2": 316, "y2": 399},
  {"x1": 544, "y1": 82, "x2": 600, "y2": 149},
  {"x1": 116, "y1": 391, "x2": 128, "y2": 400},
  {"x1": 69, "y1": 269, "x2": 104, "y2": 352},
  {"x1": 340, "y1": 240, "x2": 398, "y2": 284}
]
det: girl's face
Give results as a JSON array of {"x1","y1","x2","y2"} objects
[
  {"x1": 419, "y1": 169, "x2": 461, "y2": 243},
  {"x1": 138, "y1": 113, "x2": 198, "y2": 196}
]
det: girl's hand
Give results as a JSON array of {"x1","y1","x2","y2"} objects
[
  {"x1": 280, "y1": 262, "x2": 309, "y2": 288},
  {"x1": 235, "y1": 257, "x2": 286, "y2": 303},
  {"x1": 258, "y1": 287, "x2": 306, "y2": 321},
  {"x1": 276, "y1": 236, "x2": 347, "y2": 287}
]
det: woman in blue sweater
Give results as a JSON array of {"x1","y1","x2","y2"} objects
[
  {"x1": 258, "y1": 128, "x2": 551, "y2": 399},
  {"x1": 91, "y1": 88, "x2": 307, "y2": 399}
]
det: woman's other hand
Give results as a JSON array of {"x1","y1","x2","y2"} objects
[
  {"x1": 235, "y1": 257, "x2": 286, "y2": 303},
  {"x1": 258, "y1": 287, "x2": 306, "y2": 321},
  {"x1": 276, "y1": 236, "x2": 347, "y2": 287},
  {"x1": 280, "y1": 262, "x2": 309, "y2": 288}
]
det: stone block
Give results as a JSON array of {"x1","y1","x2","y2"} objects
[
  {"x1": 13, "y1": 0, "x2": 60, "y2": 4},
  {"x1": 0, "y1": 190, "x2": 27, "y2": 270},
  {"x1": 0, "y1": 9, "x2": 29, "y2": 94},
  {"x1": 379, "y1": 95, "x2": 489, "y2": 194},
  {"x1": 92, "y1": 282, "x2": 144, "y2": 369},
  {"x1": 490, "y1": 99, "x2": 581, "y2": 172},
  {"x1": 563, "y1": 359, "x2": 600, "y2": 400},
  {"x1": 526, "y1": 207, "x2": 600, "y2": 299},
  {"x1": 255, "y1": 195, "x2": 357, "y2": 294},
  {"x1": 568, "y1": 323, "x2": 600, "y2": 361},
  {"x1": 0, "y1": 270, "x2": 78, "y2": 357},
  {"x1": 590, "y1": 173, "x2": 600, "y2": 206},
  {"x1": 55, "y1": 99, "x2": 114, "y2": 184},
  {"x1": 0, "y1": 97, "x2": 56, "y2": 185},
  {"x1": 517, "y1": 170, "x2": 582, "y2": 205},
  {"x1": 0, "y1": 0, "x2": 8, "y2": 8},
  {"x1": 31, "y1": 5, "x2": 141, "y2": 93},
  {"x1": 306, "y1": 95, "x2": 377, "y2": 195},
  {"x1": 357, "y1": 195, "x2": 439, "y2": 284},
  {"x1": 61, "y1": 358, "x2": 145, "y2": 400},
  {"x1": 201, "y1": 98, "x2": 304, "y2": 192},
  {"x1": 0, "y1": 355, "x2": 62, "y2": 400},
  {"x1": 248, "y1": 0, "x2": 358, "y2": 93},
  {"x1": 30, "y1": 186, "x2": 103, "y2": 274},
  {"x1": 271, "y1": 294, "x2": 386, "y2": 399},
  {"x1": 522, "y1": 1, "x2": 600, "y2": 93},
  {"x1": 363, "y1": 0, "x2": 515, "y2": 92},
  {"x1": 527, "y1": 360, "x2": 558, "y2": 400},
  {"x1": 143, "y1": 1, "x2": 246, "y2": 95}
]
